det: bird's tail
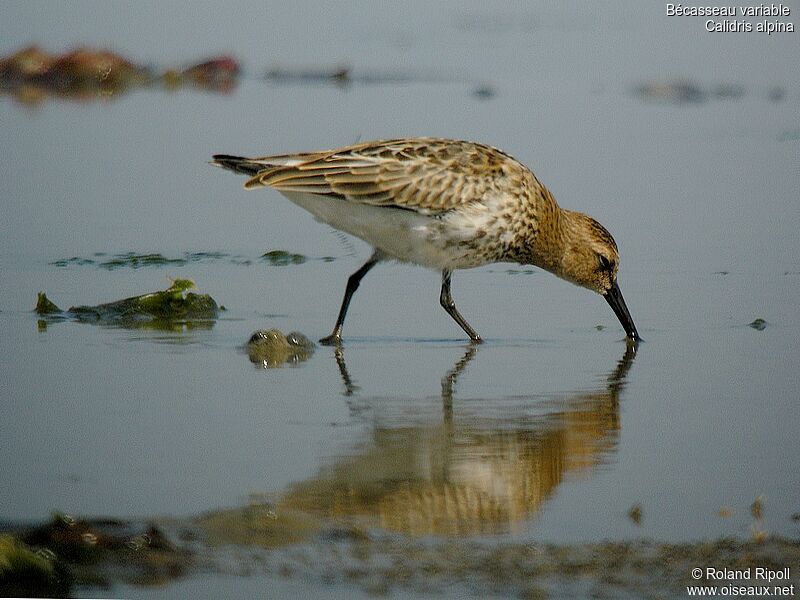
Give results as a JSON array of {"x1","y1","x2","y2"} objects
[{"x1": 211, "y1": 154, "x2": 271, "y2": 176}]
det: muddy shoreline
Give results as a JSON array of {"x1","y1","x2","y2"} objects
[{"x1": 3, "y1": 510, "x2": 798, "y2": 598}]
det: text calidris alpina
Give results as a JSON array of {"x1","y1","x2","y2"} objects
[{"x1": 212, "y1": 138, "x2": 640, "y2": 344}]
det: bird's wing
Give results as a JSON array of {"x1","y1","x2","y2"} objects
[{"x1": 242, "y1": 138, "x2": 523, "y2": 214}]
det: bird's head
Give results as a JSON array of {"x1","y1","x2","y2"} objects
[{"x1": 558, "y1": 211, "x2": 640, "y2": 342}]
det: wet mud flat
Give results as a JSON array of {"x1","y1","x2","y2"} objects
[{"x1": 2, "y1": 510, "x2": 799, "y2": 599}]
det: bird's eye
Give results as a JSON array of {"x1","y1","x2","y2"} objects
[{"x1": 598, "y1": 255, "x2": 614, "y2": 271}]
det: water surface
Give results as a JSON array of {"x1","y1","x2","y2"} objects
[{"x1": 2, "y1": 1, "x2": 799, "y2": 597}]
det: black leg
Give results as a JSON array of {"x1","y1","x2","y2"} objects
[
  {"x1": 319, "y1": 255, "x2": 379, "y2": 345},
  {"x1": 439, "y1": 270, "x2": 482, "y2": 343}
]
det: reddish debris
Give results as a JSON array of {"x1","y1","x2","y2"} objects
[
  {"x1": 47, "y1": 47, "x2": 151, "y2": 87},
  {"x1": 180, "y1": 55, "x2": 241, "y2": 93},
  {"x1": 0, "y1": 45, "x2": 55, "y2": 79},
  {"x1": 0, "y1": 45, "x2": 241, "y2": 105}
]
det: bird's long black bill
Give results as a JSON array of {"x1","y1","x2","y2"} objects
[{"x1": 604, "y1": 281, "x2": 641, "y2": 342}]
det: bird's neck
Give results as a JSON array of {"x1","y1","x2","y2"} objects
[
  {"x1": 514, "y1": 186, "x2": 568, "y2": 274},
  {"x1": 548, "y1": 208, "x2": 592, "y2": 280}
]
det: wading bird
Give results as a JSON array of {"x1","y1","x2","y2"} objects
[{"x1": 213, "y1": 138, "x2": 640, "y2": 345}]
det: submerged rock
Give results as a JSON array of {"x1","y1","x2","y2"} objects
[
  {"x1": 35, "y1": 292, "x2": 62, "y2": 315},
  {"x1": 1, "y1": 513, "x2": 190, "y2": 596},
  {"x1": 0, "y1": 534, "x2": 70, "y2": 598},
  {"x1": 35, "y1": 279, "x2": 219, "y2": 328},
  {"x1": 246, "y1": 329, "x2": 314, "y2": 368}
]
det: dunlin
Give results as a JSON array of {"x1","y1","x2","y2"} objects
[{"x1": 212, "y1": 138, "x2": 639, "y2": 344}]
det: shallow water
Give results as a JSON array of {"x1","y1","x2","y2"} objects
[{"x1": 2, "y1": 1, "x2": 799, "y2": 597}]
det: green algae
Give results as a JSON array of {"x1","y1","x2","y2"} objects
[
  {"x1": 99, "y1": 253, "x2": 189, "y2": 269},
  {"x1": 97, "y1": 252, "x2": 231, "y2": 269},
  {"x1": 49, "y1": 250, "x2": 320, "y2": 269},
  {"x1": 0, "y1": 534, "x2": 68, "y2": 597},
  {"x1": 36, "y1": 279, "x2": 219, "y2": 326},
  {"x1": 49, "y1": 253, "x2": 187, "y2": 269},
  {"x1": 35, "y1": 292, "x2": 62, "y2": 315},
  {"x1": 246, "y1": 329, "x2": 315, "y2": 368},
  {"x1": 50, "y1": 256, "x2": 96, "y2": 267},
  {"x1": 261, "y1": 250, "x2": 307, "y2": 266},
  {"x1": 2, "y1": 514, "x2": 191, "y2": 595}
]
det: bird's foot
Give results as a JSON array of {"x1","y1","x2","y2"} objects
[{"x1": 319, "y1": 333, "x2": 342, "y2": 346}]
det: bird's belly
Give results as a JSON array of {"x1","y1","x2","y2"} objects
[{"x1": 282, "y1": 192, "x2": 496, "y2": 270}]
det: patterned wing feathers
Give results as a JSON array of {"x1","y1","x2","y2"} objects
[{"x1": 243, "y1": 138, "x2": 518, "y2": 213}]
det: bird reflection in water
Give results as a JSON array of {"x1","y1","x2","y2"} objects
[{"x1": 280, "y1": 343, "x2": 637, "y2": 536}]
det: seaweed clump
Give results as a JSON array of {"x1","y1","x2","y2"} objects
[
  {"x1": 35, "y1": 279, "x2": 219, "y2": 328},
  {"x1": 0, "y1": 534, "x2": 70, "y2": 598},
  {"x1": 261, "y1": 250, "x2": 307, "y2": 266},
  {"x1": 246, "y1": 329, "x2": 315, "y2": 368},
  {"x1": 1, "y1": 513, "x2": 190, "y2": 596}
]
